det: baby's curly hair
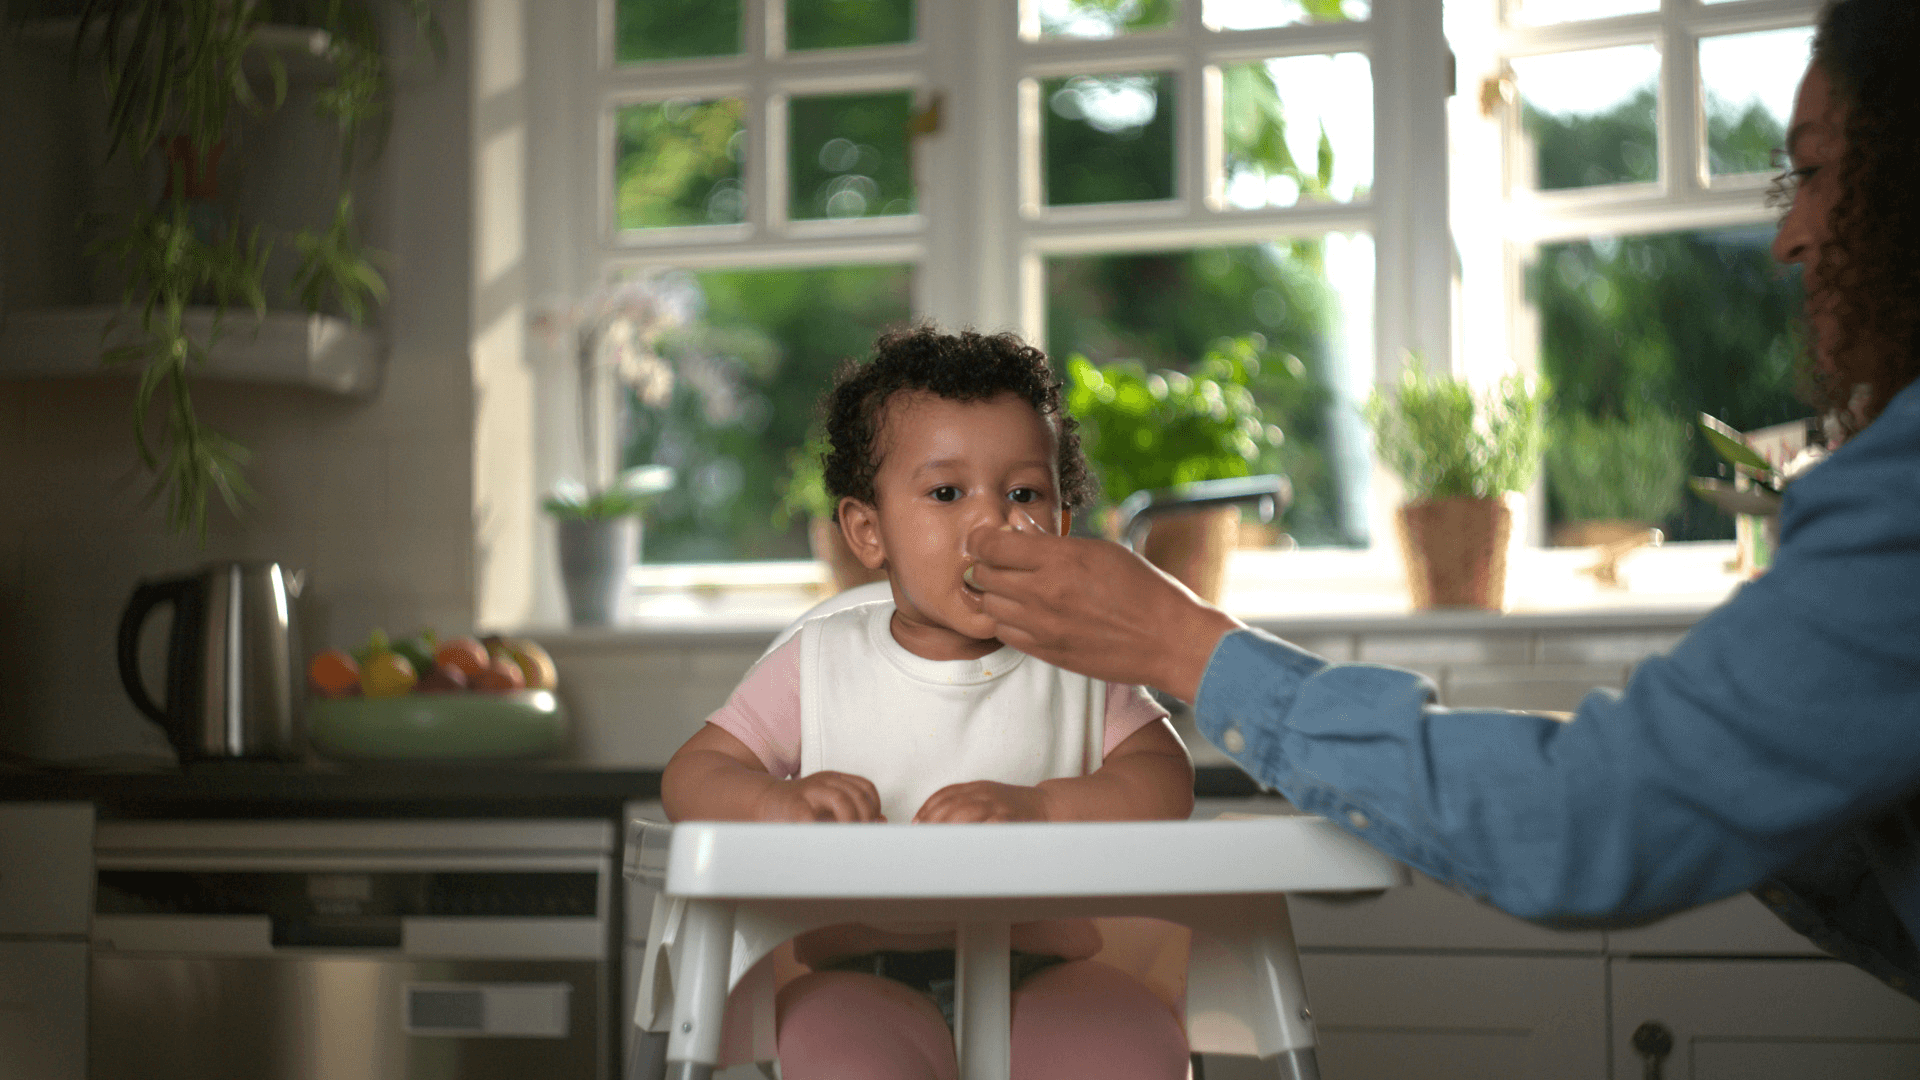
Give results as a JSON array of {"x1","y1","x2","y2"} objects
[
  {"x1": 1806, "y1": 0, "x2": 1920, "y2": 427},
  {"x1": 822, "y1": 325, "x2": 1096, "y2": 515}
]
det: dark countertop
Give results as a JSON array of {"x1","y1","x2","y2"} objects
[{"x1": 0, "y1": 763, "x2": 1263, "y2": 819}]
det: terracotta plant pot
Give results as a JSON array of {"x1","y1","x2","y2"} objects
[
  {"x1": 809, "y1": 517, "x2": 889, "y2": 596},
  {"x1": 1395, "y1": 496, "x2": 1512, "y2": 611},
  {"x1": 1134, "y1": 506, "x2": 1241, "y2": 606}
]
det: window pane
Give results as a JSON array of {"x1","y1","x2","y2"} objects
[
  {"x1": 1702, "y1": 27, "x2": 1813, "y2": 177},
  {"x1": 1046, "y1": 236, "x2": 1377, "y2": 547},
  {"x1": 1039, "y1": 0, "x2": 1178, "y2": 39},
  {"x1": 1223, "y1": 53, "x2": 1372, "y2": 210},
  {"x1": 1513, "y1": 45, "x2": 1659, "y2": 191},
  {"x1": 1044, "y1": 73, "x2": 1177, "y2": 206},
  {"x1": 616, "y1": 0, "x2": 740, "y2": 62},
  {"x1": 1509, "y1": 0, "x2": 1655, "y2": 27},
  {"x1": 789, "y1": 92, "x2": 917, "y2": 220},
  {"x1": 615, "y1": 99, "x2": 747, "y2": 229},
  {"x1": 1207, "y1": 0, "x2": 1368, "y2": 30},
  {"x1": 627, "y1": 265, "x2": 915, "y2": 562},
  {"x1": 1530, "y1": 227, "x2": 1805, "y2": 542},
  {"x1": 789, "y1": 0, "x2": 914, "y2": 50}
]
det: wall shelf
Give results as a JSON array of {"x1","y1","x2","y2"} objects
[{"x1": 0, "y1": 306, "x2": 383, "y2": 398}]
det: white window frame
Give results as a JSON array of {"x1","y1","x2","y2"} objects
[
  {"x1": 1450, "y1": 0, "x2": 1820, "y2": 374},
  {"x1": 524, "y1": 0, "x2": 1454, "y2": 582}
]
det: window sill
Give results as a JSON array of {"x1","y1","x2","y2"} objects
[{"x1": 528, "y1": 542, "x2": 1741, "y2": 645}]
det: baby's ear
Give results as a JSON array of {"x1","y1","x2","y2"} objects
[{"x1": 837, "y1": 498, "x2": 888, "y2": 570}]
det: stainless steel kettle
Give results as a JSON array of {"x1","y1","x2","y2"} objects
[{"x1": 116, "y1": 561, "x2": 307, "y2": 762}]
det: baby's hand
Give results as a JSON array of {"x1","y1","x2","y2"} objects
[
  {"x1": 758, "y1": 771, "x2": 886, "y2": 823},
  {"x1": 912, "y1": 781, "x2": 1050, "y2": 823}
]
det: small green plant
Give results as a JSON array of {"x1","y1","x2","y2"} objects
[
  {"x1": 543, "y1": 465, "x2": 674, "y2": 522},
  {"x1": 1366, "y1": 364, "x2": 1549, "y2": 501},
  {"x1": 34, "y1": 0, "x2": 441, "y2": 538},
  {"x1": 1065, "y1": 335, "x2": 1285, "y2": 506},
  {"x1": 772, "y1": 428, "x2": 835, "y2": 528},
  {"x1": 1544, "y1": 410, "x2": 1689, "y2": 524}
]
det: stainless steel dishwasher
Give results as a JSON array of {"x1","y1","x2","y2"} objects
[{"x1": 90, "y1": 818, "x2": 616, "y2": 1080}]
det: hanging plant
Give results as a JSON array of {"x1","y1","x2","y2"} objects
[{"x1": 28, "y1": 0, "x2": 439, "y2": 537}]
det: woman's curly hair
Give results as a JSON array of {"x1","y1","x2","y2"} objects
[
  {"x1": 821, "y1": 325, "x2": 1096, "y2": 515},
  {"x1": 1806, "y1": 0, "x2": 1920, "y2": 427}
]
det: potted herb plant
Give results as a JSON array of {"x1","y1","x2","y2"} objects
[
  {"x1": 28, "y1": 0, "x2": 439, "y2": 537},
  {"x1": 1065, "y1": 336, "x2": 1286, "y2": 603},
  {"x1": 1543, "y1": 410, "x2": 1688, "y2": 586},
  {"x1": 773, "y1": 428, "x2": 888, "y2": 596},
  {"x1": 1366, "y1": 364, "x2": 1549, "y2": 611},
  {"x1": 534, "y1": 273, "x2": 694, "y2": 625},
  {"x1": 544, "y1": 466, "x2": 674, "y2": 626}
]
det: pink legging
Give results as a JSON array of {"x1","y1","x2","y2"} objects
[{"x1": 774, "y1": 959, "x2": 1190, "y2": 1080}]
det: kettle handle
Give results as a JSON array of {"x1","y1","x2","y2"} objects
[{"x1": 117, "y1": 578, "x2": 193, "y2": 727}]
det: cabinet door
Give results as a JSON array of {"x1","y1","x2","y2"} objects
[
  {"x1": 0, "y1": 802, "x2": 93, "y2": 936},
  {"x1": 0, "y1": 941, "x2": 87, "y2": 1080},
  {"x1": 1611, "y1": 958, "x2": 1920, "y2": 1080},
  {"x1": 1295, "y1": 953, "x2": 1607, "y2": 1080}
]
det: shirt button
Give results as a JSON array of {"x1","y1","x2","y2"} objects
[
  {"x1": 1222, "y1": 727, "x2": 1247, "y2": 754},
  {"x1": 1762, "y1": 887, "x2": 1789, "y2": 906},
  {"x1": 1347, "y1": 810, "x2": 1371, "y2": 829}
]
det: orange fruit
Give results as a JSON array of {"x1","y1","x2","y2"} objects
[
  {"x1": 434, "y1": 637, "x2": 491, "y2": 679},
  {"x1": 308, "y1": 650, "x2": 361, "y2": 698}
]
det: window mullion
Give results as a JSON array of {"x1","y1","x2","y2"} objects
[{"x1": 1660, "y1": 0, "x2": 1704, "y2": 200}]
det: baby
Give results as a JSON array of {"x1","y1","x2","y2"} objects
[{"x1": 661, "y1": 326, "x2": 1195, "y2": 1080}]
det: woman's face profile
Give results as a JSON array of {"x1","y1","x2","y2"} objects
[{"x1": 1770, "y1": 62, "x2": 1847, "y2": 368}]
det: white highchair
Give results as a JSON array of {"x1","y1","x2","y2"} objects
[
  {"x1": 629, "y1": 480, "x2": 1401, "y2": 1079},
  {"x1": 627, "y1": 812, "x2": 1403, "y2": 1080}
]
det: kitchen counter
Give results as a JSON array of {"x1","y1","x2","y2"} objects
[{"x1": 0, "y1": 763, "x2": 1264, "y2": 818}]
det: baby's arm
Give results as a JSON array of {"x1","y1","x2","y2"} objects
[
  {"x1": 661, "y1": 637, "x2": 886, "y2": 823},
  {"x1": 662, "y1": 723, "x2": 884, "y2": 822},
  {"x1": 913, "y1": 687, "x2": 1194, "y2": 823}
]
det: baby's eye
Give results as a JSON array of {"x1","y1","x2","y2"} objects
[
  {"x1": 1008, "y1": 487, "x2": 1043, "y2": 504},
  {"x1": 931, "y1": 485, "x2": 962, "y2": 503}
]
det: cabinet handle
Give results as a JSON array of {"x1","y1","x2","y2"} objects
[{"x1": 1632, "y1": 1020, "x2": 1674, "y2": 1080}]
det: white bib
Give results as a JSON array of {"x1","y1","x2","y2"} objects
[{"x1": 798, "y1": 601, "x2": 1105, "y2": 825}]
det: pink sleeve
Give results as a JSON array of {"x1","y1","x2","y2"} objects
[
  {"x1": 1102, "y1": 682, "x2": 1171, "y2": 757},
  {"x1": 704, "y1": 637, "x2": 803, "y2": 778}
]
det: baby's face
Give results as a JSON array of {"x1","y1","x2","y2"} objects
[{"x1": 840, "y1": 390, "x2": 1064, "y2": 660}]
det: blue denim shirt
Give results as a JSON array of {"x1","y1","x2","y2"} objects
[{"x1": 1194, "y1": 380, "x2": 1920, "y2": 1000}]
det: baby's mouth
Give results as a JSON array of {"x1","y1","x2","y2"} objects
[{"x1": 961, "y1": 562, "x2": 983, "y2": 596}]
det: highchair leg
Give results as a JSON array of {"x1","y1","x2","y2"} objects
[
  {"x1": 665, "y1": 900, "x2": 738, "y2": 1080},
  {"x1": 954, "y1": 920, "x2": 1013, "y2": 1080}
]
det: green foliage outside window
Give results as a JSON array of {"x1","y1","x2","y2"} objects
[{"x1": 1528, "y1": 94, "x2": 1806, "y2": 541}]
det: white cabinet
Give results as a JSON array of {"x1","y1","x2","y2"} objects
[
  {"x1": 0, "y1": 802, "x2": 93, "y2": 936},
  {"x1": 1302, "y1": 954, "x2": 1608, "y2": 1080},
  {"x1": 1610, "y1": 958, "x2": 1920, "y2": 1080},
  {"x1": 0, "y1": 941, "x2": 88, "y2": 1080},
  {"x1": 0, "y1": 802, "x2": 93, "y2": 1080}
]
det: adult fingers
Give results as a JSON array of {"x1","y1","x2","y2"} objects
[{"x1": 964, "y1": 523, "x2": 1055, "y2": 571}]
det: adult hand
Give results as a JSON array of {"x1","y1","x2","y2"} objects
[
  {"x1": 913, "y1": 780, "x2": 1050, "y2": 823},
  {"x1": 758, "y1": 771, "x2": 886, "y2": 823},
  {"x1": 964, "y1": 524, "x2": 1244, "y2": 704}
]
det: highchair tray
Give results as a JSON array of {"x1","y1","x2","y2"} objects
[{"x1": 623, "y1": 813, "x2": 1406, "y2": 899}]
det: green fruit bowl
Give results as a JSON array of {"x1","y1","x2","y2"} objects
[{"x1": 307, "y1": 690, "x2": 567, "y2": 761}]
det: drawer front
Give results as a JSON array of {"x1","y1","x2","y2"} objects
[
  {"x1": 0, "y1": 802, "x2": 93, "y2": 936},
  {"x1": 1610, "y1": 958, "x2": 1920, "y2": 1080}
]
